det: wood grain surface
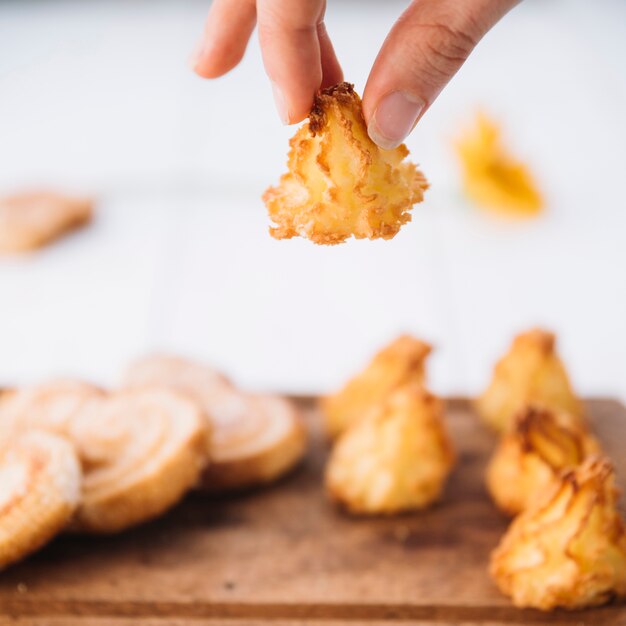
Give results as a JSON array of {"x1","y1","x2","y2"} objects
[{"x1": 1, "y1": 398, "x2": 625, "y2": 626}]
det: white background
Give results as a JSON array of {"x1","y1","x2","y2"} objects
[{"x1": 0, "y1": 0, "x2": 624, "y2": 401}]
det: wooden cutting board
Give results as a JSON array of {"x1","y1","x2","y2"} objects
[{"x1": 1, "y1": 398, "x2": 625, "y2": 626}]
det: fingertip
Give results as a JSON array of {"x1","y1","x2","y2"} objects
[{"x1": 190, "y1": 42, "x2": 246, "y2": 79}]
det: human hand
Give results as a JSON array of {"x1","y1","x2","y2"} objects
[{"x1": 191, "y1": 0, "x2": 519, "y2": 149}]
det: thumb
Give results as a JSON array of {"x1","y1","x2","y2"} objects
[{"x1": 363, "y1": 0, "x2": 519, "y2": 149}]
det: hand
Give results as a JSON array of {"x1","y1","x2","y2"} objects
[{"x1": 191, "y1": 0, "x2": 519, "y2": 149}]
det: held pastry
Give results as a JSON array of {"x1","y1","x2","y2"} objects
[
  {"x1": 486, "y1": 405, "x2": 600, "y2": 516},
  {"x1": 0, "y1": 191, "x2": 93, "y2": 253},
  {"x1": 322, "y1": 335, "x2": 431, "y2": 438},
  {"x1": 0, "y1": 431, "x2": 81, "y2": 570},
  {"x1": 325, "y1": 384, "x2": 454, "y2": 515},
  {"x1": 68, "y1": 388, "x2": 209, "y2": 533},
  {"x1": 475, "y1": 329, "x2": 583, "y2": 433},
  {"x1": 124, "y1": 355, "x2": 307, "y2": 492},
  {"x1": 263, "y1": 82, "x2": 428, "y2": 244},
  {"x1": 490, "y1": 457, "x2": 626, "y2": 610}
]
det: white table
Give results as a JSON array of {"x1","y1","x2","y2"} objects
[{"x1": 0, "y1": 0, "x2": 625, "y2": 401}]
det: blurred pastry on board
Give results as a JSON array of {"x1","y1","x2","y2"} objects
[
  {"x1": 455, "y1": 112, "x2": 542, "y2": 216},
  {"x1": 322, "y1": 335, "x2": 431, "y2": 438},
  {"x1": 475, "y1": 328, "x2": 583, "y2": 433},
  {"x1": 0, "y1": 379, "x2": 210, "y2": 535},
  {"x1": 486, "y1": 405, "x2": 599, "y2": 516},
  {"x1": 0, "y1": 191, "x2": 93, "y2": 253},
  {"x1": 0, "y1": 380, "x2": 104, "y2": 442},
  {"x1": 0, "y1": 431, "x2": 81, "y2": 570},
  {"x1": 490, "y1": 457, "x2": 626, "y2": 610},
  {"x1": 124, "y1": 355, "x2": 307, "y2": 492},
  {"x1": 263, "y1": 82, "x2": 428, "y2": 244},
  {"x1": 68, "y1": 388, "x2": 209, "y2": 533},
  {"x1": 326, "y1": 384, "x2": 454, "y2": 515}
]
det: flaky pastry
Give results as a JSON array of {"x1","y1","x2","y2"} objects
[
  {"x1": 124, "y1": 355, "x2": 307, "y2": 492},
  {"x1": 455, "y1": 113, "x2": 542, "y2": 215},
  {"x1": 0, "y1": 191, "x2": 93, "y2": 253},
  {"x1": 486, "y1": 405, "x2": 600, "y2": 516},
  {"x1": 0, "y1": 431, "x2": 81, "y2": 570},
  {"x1": 68, "y1": 388, "x2": 209, "y2": 533},
  {"x1": 475, "y1": 329, "x2": 583, "y2": 433},
  {"x1": 263, "y1": 82, "x2": 428, "y2": 244},
  {"x1": 322, "y1": 335, "x2": 431, "y2": 438},
  {"x1": 326, "y1": 384, "x2": 454, "y2": 515},
  {"x1": 490, "y1": 457, "x2": 626, "y2": 610},
  {"x1": 0, "y1": 380, "x2": 103, "y2": 442},
  {"x1": 199, "y1": 392, "x2": 307, "y2": 492}
]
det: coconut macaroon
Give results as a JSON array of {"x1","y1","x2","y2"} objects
[
  {"x1": 0, "y1": 431, "x2": 81, "y2": 570},
  {"x1": 475, "y1": 329, "x2": 583, "y2": 433},
  {"x1": 124, "y1": 355, "x2": 307, "y2": 492},
  {"x1": 263, "y1": 82, "x2": 428, "y2": 245},
  {"x1": 325, "y1": 384, "x2": 454, "y2": 515},
  {"x1": 455, "y1": 113, "x2": 542, "y2": 216},
  {"x1": 322, "y1": 335, "x2": 431, "y2": 438},
  {"x1": 0, "y1": 191, "x2": 93, "y2": 253},
  {"x1": 486, "y1": 405, "x2": 600, "y2": 516},
  {"x1": 68, "y1": 388, "x2": 210, "y2": 533},
  {"x1": 490, "y1": 457, "x2": 626, "y2": 610}
]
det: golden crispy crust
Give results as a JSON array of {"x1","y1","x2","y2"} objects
[
  {"x1": 309, "y1": 82, "x2": 357, "y2": 135},
  {"x1": 475, "y1": 328, "x2": 583, "y2": 433},
  {"x1": 486, "y1": 405, "x2": 600, "y2": 516},
  {"x1": 490, "y1": 457, "x2": 626, "y2": 610},
  {"x1": 263, "y1": 82, "x2": 428, "y2": 245},
  {"x1": 322, "y1": 335, "x2": 432, "y2": 438},
  {"x1": 0, "y1": 192, "x2": 93, "y2": 253},
  {"x1": 325, "y1": 384, "x2": 455, "y2": 515}
]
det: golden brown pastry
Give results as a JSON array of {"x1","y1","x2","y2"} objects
[
  {"x1": 475, "y1": 329, "x2": 583, "y2": 433},
  {"x1": 0, "y1": 191, "x2": 93, "y2": 253},
  {"x1": 486, "y1": 405, "x2": 600, "y2": 516},
  {"x1": 263, "y1": 82, "x2": 428, "y2": 245},
  {"x1": 455, "y1": 113, "x2": 542, "y2": 215},
  {"x1": 322, "y1": 335, "x2": 431, "y2": 438},
  {"x1": 490, "y1": 457, "x2": 626, "y2": 610},
  {"x1": 124, "y1": 355, "x2": 307, "y2": 492},
  {"x1": 326, "y1": 384, "x2": 454, "y2": 515},
  {"x1": 199, "y1": 393, "x2": 307, "y2": 492},
  {"x1": 0, "y1": 380, "x2": 103, "y2": 441},
  {"x1": 68, "y1": 388, "x2": 209, "y2": 533},
  {"x1": 0, "y1": 431, "x2": 81, "y2": 570}
]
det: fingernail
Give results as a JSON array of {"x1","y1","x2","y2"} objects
[
  {"x1": 368, "y1": 91, "x2": 425, "y2": 150},
  {"x1": 271, "y1": 81, "x2": 290, "y2": 125}
]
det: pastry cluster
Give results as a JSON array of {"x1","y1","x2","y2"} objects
[
  {"x1": 479, "y1": 328, "x2": 626, "y2": 610},
  {"x1": 263, "y1": 83, "x2": 428, "y2": 245},
  {"x1": 0, "y1": 356, "x2": 306, "y2": 570},
  {"x1": 323, "y1": 336, "x2": 455, "y2": 515}
]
